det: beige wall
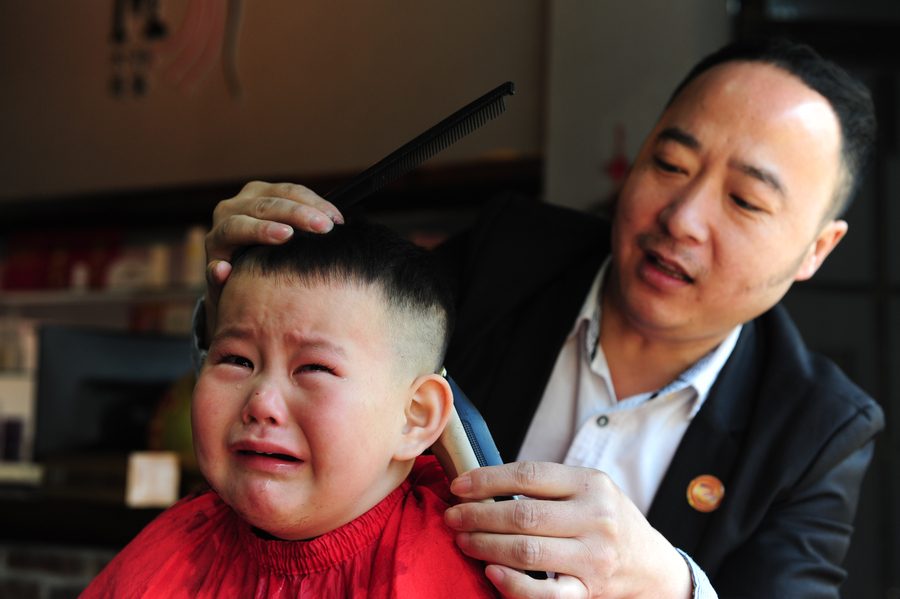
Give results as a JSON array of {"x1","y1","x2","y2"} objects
[
  {"x1": 0, "y1": 0, "x2": 544, "y2": 201},
  {"x1": 543, "y1": 0, "x2": 730, "y2": 210},
  {"x1": 1, "y1": 1, "x2": 734, "y2": 210}
]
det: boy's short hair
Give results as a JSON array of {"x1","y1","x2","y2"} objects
[{"x1": 230, "y1": 216, "x2": 455, "y2": 377}]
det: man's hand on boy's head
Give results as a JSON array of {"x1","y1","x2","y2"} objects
[{"x1": 202, "y1": 181, "x2": 344, "y2": 346}]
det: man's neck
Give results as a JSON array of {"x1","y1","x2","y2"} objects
[{"x1": 598, "y1": 287, "x2": 730, "y2": 400}]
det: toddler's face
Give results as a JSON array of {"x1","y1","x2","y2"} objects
[{"x1": 192, "y1": 271, "x2": 412, "y2": 540}]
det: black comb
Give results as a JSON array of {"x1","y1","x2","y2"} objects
[{"x1": 323, "y1": 81, "x2": 515, "y2": 210}]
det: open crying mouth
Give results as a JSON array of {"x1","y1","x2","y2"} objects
[
  {"x1": 239, "y1": 450, "x2": 300, "y2": 462},
  {"x1": 648, "y1": 254, "x2": 694, "y2": 283}
]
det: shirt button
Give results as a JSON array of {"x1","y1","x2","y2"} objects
[{"x1": 596, "y1": 415, "x2": 609, "y2": 427}]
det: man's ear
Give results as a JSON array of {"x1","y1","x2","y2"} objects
[
  {"x1": 393, "y1": 374, "x2": 453, "y2": 462},
  {"x1": 795, "y1": 219, "x2": 848, "y2": 281}
]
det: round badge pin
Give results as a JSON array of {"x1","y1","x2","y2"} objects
[{"x1": 687, "y1": 475, "x2": 725, "y2": 512}]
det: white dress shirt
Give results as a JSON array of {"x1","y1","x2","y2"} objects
[
  {"x1": 517, "y1": 258, "x2": 741, "y2": 514},
  {"x1": 516, "y1": 259, "x2": 738, "y2": 598}
]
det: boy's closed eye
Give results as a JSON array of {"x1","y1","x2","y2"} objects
[
  {"x1": 220, "y1": 354, "x2": 254, "y2": 369},
  {"x1": 215, "y1": 352, "x2": 337, "y2": 377},
  {"x1": 295, "y1": 364, "x2": 337, "y2": 375}
]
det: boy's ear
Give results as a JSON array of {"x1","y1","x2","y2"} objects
[{"x1": 393, "y1": 374, "x2": 453, "y2": 462}]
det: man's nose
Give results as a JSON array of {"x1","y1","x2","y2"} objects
[
  {"x1": 241, "y1": 378, "x2": 289, "y2": 426},
  {"x1": 657, "y1": 178, "x2": 714, "y2": 243}
]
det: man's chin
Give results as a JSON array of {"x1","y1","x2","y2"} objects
[{"x1": 616, "y1": 292, "x2": 704, "y2": 337}]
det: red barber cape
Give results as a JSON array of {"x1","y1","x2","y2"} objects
[{"x1": 80, "y1": 456, "x2": 497, "y2": 599}]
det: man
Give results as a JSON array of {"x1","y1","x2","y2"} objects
[{"x1": 197, "y1": 39, "x2": 883, "y2": 598}]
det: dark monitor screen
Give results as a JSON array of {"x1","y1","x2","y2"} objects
[{"x1": 34, "y1": 325, "x2": 193, "y2": 460}]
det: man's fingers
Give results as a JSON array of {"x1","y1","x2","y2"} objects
[
  {"x1": 207, "y1": 182, "x2": 345, "y2": 263},
  {"x1": 484, "y1": 566, "x2": 588, "y2": 599},
  {"x1": 457, "y1": 532, "x2": 598, "y2": 581},
  {"x1": 204, "y1": 214, "x2": 296, "y2": 263},
  {"x1": 244, "y1": 181, "x2": 343, "y2": 223},
  {"x1": 205, "y1": 260, "x2": 232, "y2": 288},
  {"x1": 206, "y1": 180, "x2": 346, "y2": 264},
  {"x1": 452, "y1": 462, "x2": 614, "y2": 502},
  {"x1": 227, "y1": 197, "x2": 336, "y2": 233},
  {"x1": 203, "y1": 260, "x2": 233, "y2": 346},
  {"x1": 446, "y1": 497, "x2": 596, "y2": 539},
  {"x1": 214, "y1": 182, "x2": 344, "y2": 230}
]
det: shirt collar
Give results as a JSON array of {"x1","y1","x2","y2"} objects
[
  {"x1": 657, "y1": 324, "x2": 742, "y2": 418},
  {"x1": 574, "y1": 258, "x2": 742, "y2": 419},
  {"x1": 579, "y1": 257, "x2": 610, "y2": 360}
]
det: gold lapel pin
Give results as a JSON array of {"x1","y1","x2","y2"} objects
[{"x1": 687, "y1": 474, "x2": 725, "y2": 512}]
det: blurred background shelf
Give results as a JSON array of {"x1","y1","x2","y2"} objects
[
  {"x1": 0, "y1": 287, "x2": 203, "y2": 309},
  {"x1": 0, "y1": 492, "x2": 163, "y2": 547}
]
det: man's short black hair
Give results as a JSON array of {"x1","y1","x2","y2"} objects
[
  {"x1": 668, "y1": 37, "x2": 876, "y2": 219},
  {"x1": 230, "y1": 216, "x2": 455, "y2": 376}
]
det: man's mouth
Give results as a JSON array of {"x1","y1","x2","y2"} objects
[{"x1": 647, "y1": 253, "x2": 694, "y2": 283}]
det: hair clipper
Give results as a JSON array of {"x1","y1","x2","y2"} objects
[{"x1": 431, "y1": 369, "x2": 513, "y2": 502}]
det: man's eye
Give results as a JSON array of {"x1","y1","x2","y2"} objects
[
  {"x1": 222, "y1": 354, "x2": 253, "y2": 369},
  {"x1": 653, "y1": 156, "x2": 684, "y2": 174},
  {"x1": 731, "y1": 194, "x2": 761, "y2": 212}
]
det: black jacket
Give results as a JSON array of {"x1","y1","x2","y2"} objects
[{"x1": 436, "y1": 193, "x2": 884, "y2": 598}]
